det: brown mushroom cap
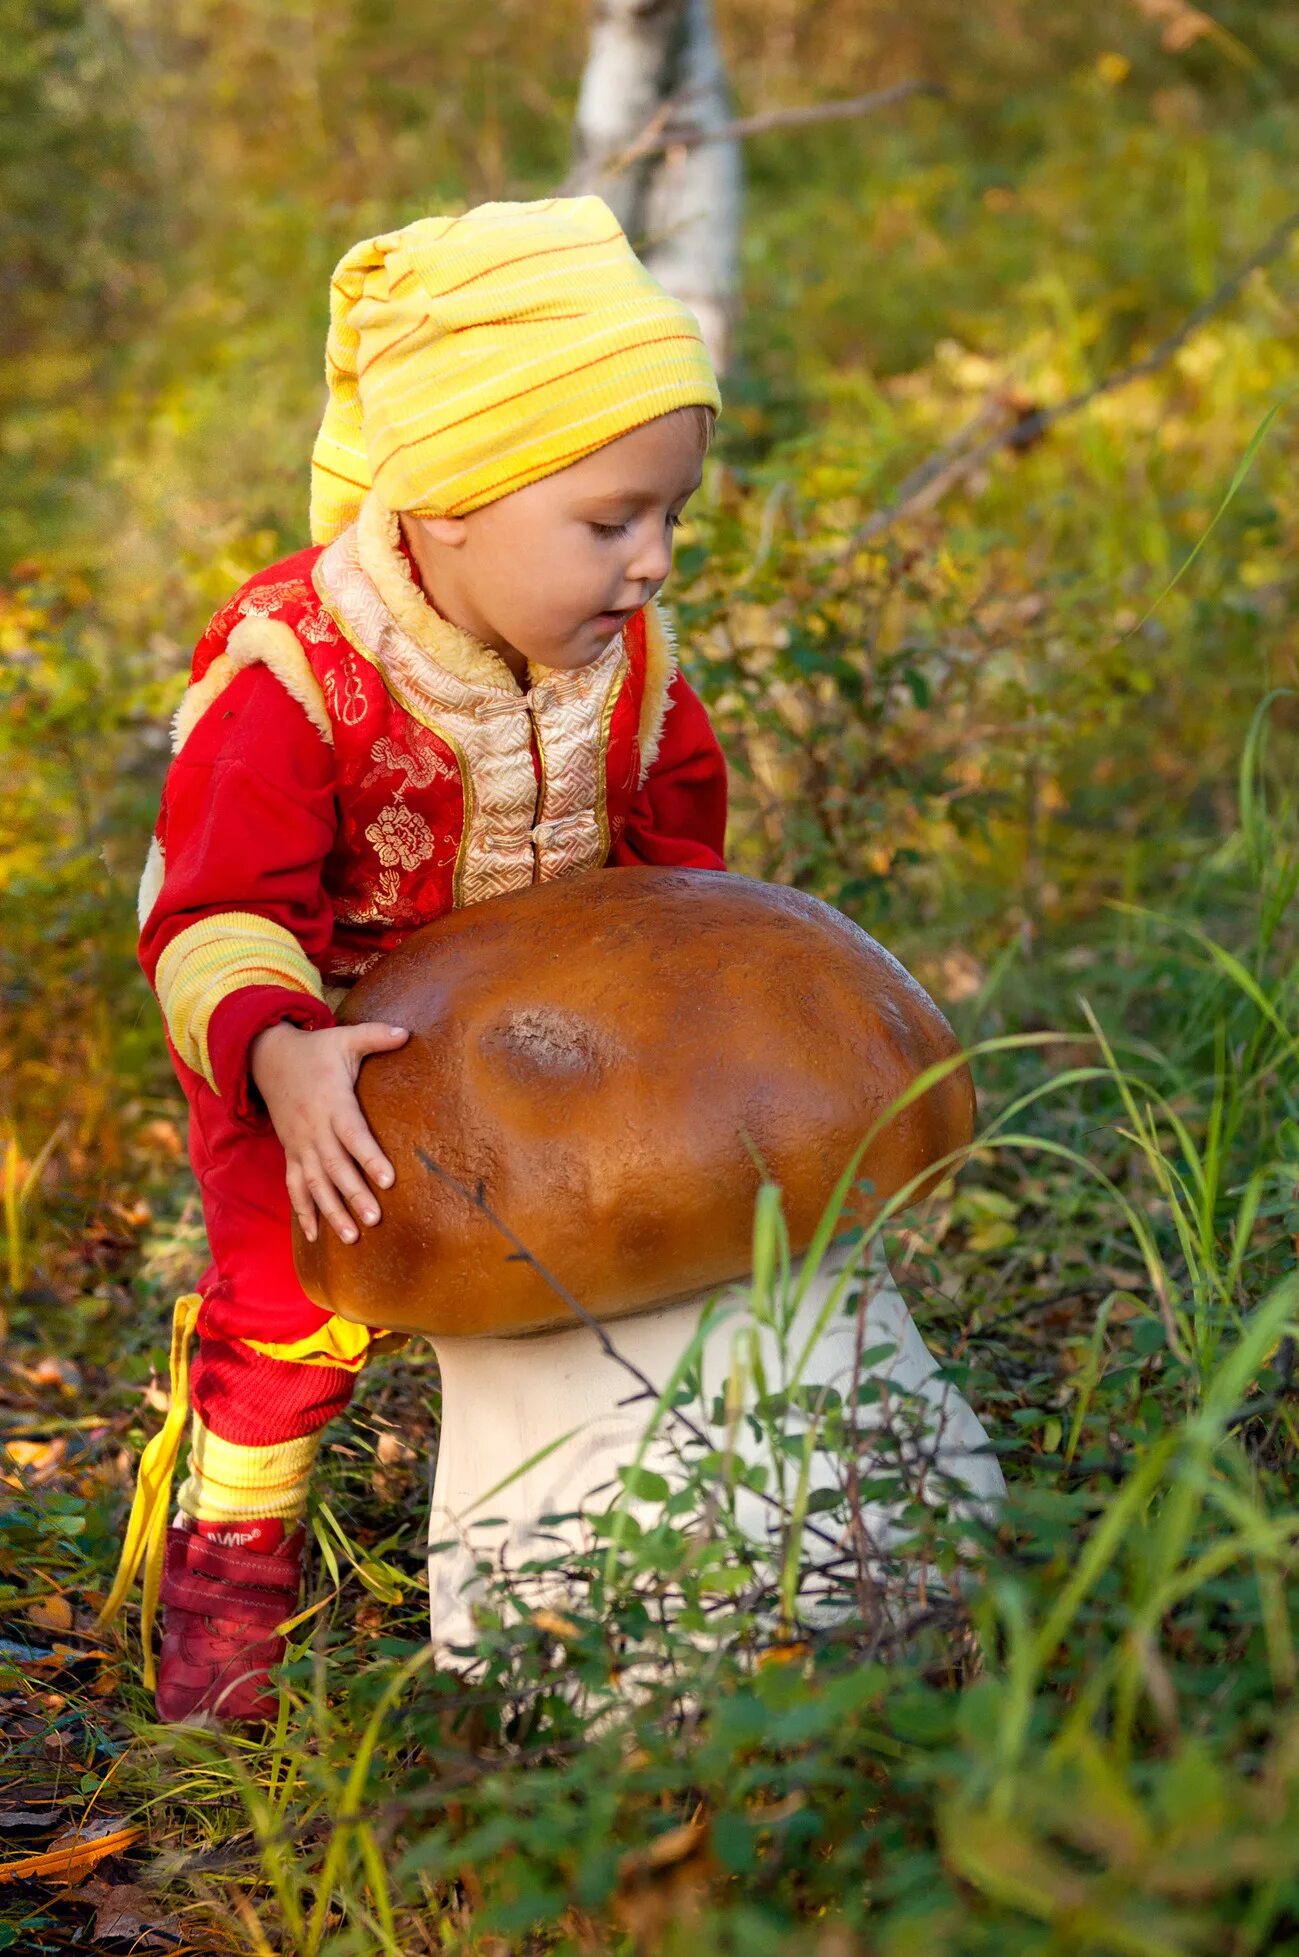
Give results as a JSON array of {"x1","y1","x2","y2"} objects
[{"x1": 293, "y1": 867, "x2": 974, "y2": 1337}]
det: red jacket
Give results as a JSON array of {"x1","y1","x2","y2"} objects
[{"x1": 139, "y1": 496, "x2": 727, "y2": 1333}]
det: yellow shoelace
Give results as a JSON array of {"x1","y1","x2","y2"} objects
[{"x1": 97, "y1": 1293, "x2": 201, "y2": 1691}]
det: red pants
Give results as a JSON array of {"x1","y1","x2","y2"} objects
[
  {"x1": 191, "y1": 1295, "x2": 362, "y2": 1444},
  {"x1": 187, "y1": 1094, "x2": 378, "y2": 1448}
]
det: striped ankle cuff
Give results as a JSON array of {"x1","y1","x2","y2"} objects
[{"x1": 176, "y1": 1416, "x2": 321, "y2": 1526}]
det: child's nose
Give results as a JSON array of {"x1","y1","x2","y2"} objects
[{"x1": 625, "y1": 527, "x2": 673, "y2": 587}]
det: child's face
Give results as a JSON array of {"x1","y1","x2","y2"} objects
[{"x1": 402, "y1": 408, "x2": 706, "y2": 679}]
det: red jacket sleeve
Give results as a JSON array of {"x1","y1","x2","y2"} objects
[
  {"x1": 139, "y1": 663, "x2": 339, "y2": 1127},
  {"x1": 610, "y1": 669, "x2": 728, "y2": 871}
]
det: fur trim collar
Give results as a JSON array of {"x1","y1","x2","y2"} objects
[{"x1": 637, "y1": 600, "x2": 679, "y2": 783}]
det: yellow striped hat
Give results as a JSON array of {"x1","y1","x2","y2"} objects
[{"x1": 310, "y1": 195, "x2": 721, "y2": 544}]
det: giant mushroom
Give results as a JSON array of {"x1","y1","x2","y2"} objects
[{"x1": 294, "y1": 868, "x2": 1004, "y2": 1644}]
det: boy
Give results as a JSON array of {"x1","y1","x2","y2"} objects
[{"x1": 102, "y1": 196, "x2": 727, "y2": 1724}]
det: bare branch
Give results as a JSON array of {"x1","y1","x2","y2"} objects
[
  {"x1": 650, "y1": 80, "x2": 944, "y2": 156},
  {"x1": 844, "y1": 204, "x2": 1299, "y2": 552},
  {"x1": 414, "y1": 1147, "x2": 668, "y2": 1411},
  {"x1": 412, "y1": 1147, "x2": 864, "y2": 1569},
  {"x1": 575, "y1": 79, "x2": 944, "y2": 188}
]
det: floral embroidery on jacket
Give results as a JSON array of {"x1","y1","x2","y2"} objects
[
  {"x1": 365, "y1": 802, "x2": 436, "y2": 873},
  {"x1": 233, "y1": 580, "x2": 314, "y2": 620}
]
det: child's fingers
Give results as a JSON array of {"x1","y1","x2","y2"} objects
[
  {"x1": 285, "y1": 1159, "x2": 319, "y2": 1245},
  {"x1": 299, "y1": 1148, "x2": 363, "y2": 1245},
  {"x1": 316, "y1": 1137, "x2": 382, "y2": 1231},
  {"x1": 346, "y1": 1021, "x2": 409, "y2": 1060},
  {"x1": 333, "y1": 1109, "x2": 395, "y2": 1193}
]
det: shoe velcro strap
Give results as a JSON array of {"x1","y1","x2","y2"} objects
[
  {"x1": 161, "y1": 1567, "x2": 295, "y2": 1628},
  {"x1": 180, "y1": 1532, "x2": 302, "y2": 1594}
]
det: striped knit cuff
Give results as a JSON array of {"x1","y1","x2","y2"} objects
[
  {"x1": 176, "y1": 1415, "x2": 322, "y2": 1526},
  {"x1": 155, "y1": 911, "x2": 326, "y2": 1091}
]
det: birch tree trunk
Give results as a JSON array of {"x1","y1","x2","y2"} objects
[{"x1": 570, "y1": 0, "x2": 742, "y2": 373}]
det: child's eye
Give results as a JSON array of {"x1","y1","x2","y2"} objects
[{"x1": 590, "y1": 514, "x2": 686, "y2": 539}]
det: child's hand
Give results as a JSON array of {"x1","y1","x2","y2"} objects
[{"x1": 249, "y1": 1020, "x2": 410, "y2": 1246}]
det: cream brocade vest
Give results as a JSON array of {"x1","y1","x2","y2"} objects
[{"x1": 313, "y1": 495, "x2": 638, "y2": 909}]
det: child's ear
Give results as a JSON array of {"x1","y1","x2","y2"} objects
[{"x1": 402, "y1": 512, "x2": 468, "y2": 550}]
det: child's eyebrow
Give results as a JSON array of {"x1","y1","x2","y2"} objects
[{"x1": 580, "y1": 477, "x2": 703, "y2": 512}]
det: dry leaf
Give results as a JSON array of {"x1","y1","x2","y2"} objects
[
  {"x1": 531, "y1": 1608, "x2": 580, "y2": 1641},
  {"x1": 756, "y1": 1640, "x2": 808, "y2": 1670},
  {"x1": 0, "y1": 1816, "x2": 143, "y2": 1886},
  {"x1": 618, "y1": 1816, "x2": 708, "y2": 1881},
  {"x1": 1131, "y1": 0, "x2": 1215, "y2": 52},
  {"x1": 27, "y1": 1594, "x2": 74, "y2": 1634},
  {"x1": 5, "y1": 1437, "x2": 65, "y2": 1475},
  {"x1": 816, "y1": 1929, "x2": 862, "y2": 1957},
  {"x1": 375, "y1": 1431, "x2": 416, "y2": 1466},
  {"x1": 748, "y1": 1791, "x2": 806, "y2": 1824},
  {"x1": 1102, "y1": 1267, "x2": 1149, "y2": 1291},
  {"x1": 134, "y1": 1118, "x2": 183, "y2": 1160},
  {"x1": 613, "y1": 1816, "x2": 711, "y2": 1947},
  {"x1": 12, "y1": 1356, "x2": 82, "y2": 1394},
  {"x1": 65, "y1": 1876, "x2": 185, "y2": 1948}
]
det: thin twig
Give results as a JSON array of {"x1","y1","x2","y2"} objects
[
  {"x1": 568, "y1": 79, "x2": 944, "y2": 191},
  {"x1": 843, "y1": 1269, "x2": 890, "y2": 1636},
  {"x1": 416, "y1": 1154, "x2": 991, "y2": 1634},
  {"x1": 414, "y1": 1150, "x2": 684, "y2": 1419},
  {"x1": 844, "y1": 203, "x2": 1299, "y2": 552},
  {"x1": 627, "y1": 80, "x2": 945, "y2": 165},
  {"x1": 412, "y1": 1149, "x2": 855, "y2": 1562}
]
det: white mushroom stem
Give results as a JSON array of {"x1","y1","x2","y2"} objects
[{"x1": 427, "y1": 1238, "x2": 1005, "y2": 1652}]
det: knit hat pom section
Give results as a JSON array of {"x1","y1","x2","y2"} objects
[{"x1": 310, "y1": 195, "x2": 721, "y2": 544}]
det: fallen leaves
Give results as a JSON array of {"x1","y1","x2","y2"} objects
[
  {"x1": 612, "y1": 1814, "x2": 712, "y2": 1947},
  {"x1": 0, "y1": 1815, "x2": 142, "y2": 1886},
  {"x1": 0, "y1": 1809, "x2": 62, "y2": 1834},
  {"x1": 25, "y1": 1595, "x2": 74, "y2": 1635},
  {"x1": 530, "y1": 1607, "x2": 581, "y2": 1641},
  {"x1": 370, "y1": 1425, "x2": 418, "y2": 1501},
  {"x1": 3, "y1": 1435, "x2": 67, "y2": 1487},
  {"x1": 7, "y1": 1356, "x2": 82, "y2": 1396},
  {"x1": 63, "y1": 1877, "x2": 185, "y2": 1949}
]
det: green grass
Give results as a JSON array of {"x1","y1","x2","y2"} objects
[{"x1": 2, "y1": 723, "x2": 1294, "y2": 1951}]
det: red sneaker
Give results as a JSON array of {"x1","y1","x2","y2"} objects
[{"x1": 155, "y1": 1522, "x2": 304, "y2": 1726}]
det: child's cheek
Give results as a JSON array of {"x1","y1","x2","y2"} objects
[{"x1": 581, "y1": 529, "x2": 614, "y2": 598}]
